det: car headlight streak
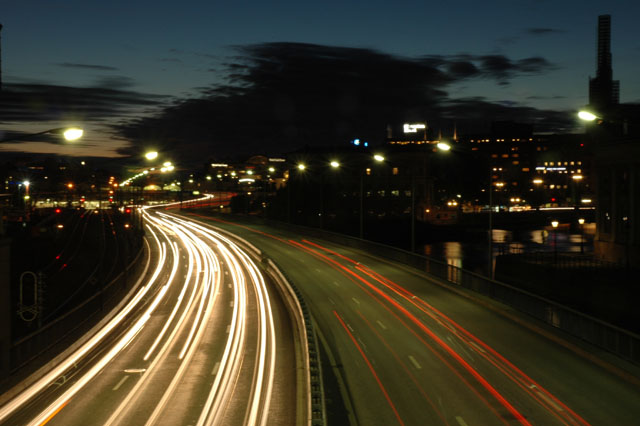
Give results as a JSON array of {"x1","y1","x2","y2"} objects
[{"x1": 4, "y1": 208, "x2": 278, "y2": 426}]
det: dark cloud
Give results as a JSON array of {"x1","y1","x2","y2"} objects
[
  {"x1": 476, "y1": 55, "x2": 555, "y2": 82},
  {"x1": 114, "y1": 42, "x2": 570, "y2": 163},
  {"x1": 526, "y1": 95, "x2": 566, "y2": 100},
  {"x1": 526, "y1": 28, "x2": 564, "y2": 35},
  {"x1": 443, "y1": 97, "x2": 575, "y2": 133},
  {"x1": 0, "y1": 83, "x2": 168, "y2": 130},
  {"x1": 92, "y1": 76, "x2": 137, "y2": 90},
  {"x1": 56, "y1": 62, "x2": 119, "y2": 71}
]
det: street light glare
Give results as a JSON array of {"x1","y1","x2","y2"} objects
[
  {"x1": 297, "y1": 163, "x2": 306, "y2": 170},
  {"x1": 436, "y1": 142, "x2": 451, "y2": 151},
  {"x1": 63, "y1": 128, "x2": 84, "y2": 141},
  {"x1": 330, "y1": 160, "x2": 340, "y2": 168},
  {"x1": 373, "y1": 154, "x2": 385, "y2": 162},
  {"x1": 578, "y1": 111, "x2": 598, "y2": 121},
  {"x1": 145, "y1": 151, "x2": 159, "y2": 160}
]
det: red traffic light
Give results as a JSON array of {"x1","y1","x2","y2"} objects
[
  {"x1": 55, "y1": 208, "x2": 62, "y2": 214},
  {"x1": 125, "y1": 208, "x2": 132, "y2": 214}
]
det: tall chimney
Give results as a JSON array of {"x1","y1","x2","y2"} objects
[
  {"x1": 0, "y1": 23, "x2": 3, "y2": 92},
  {"x1": 589, "y1": 15, "x2": 620, "y2": 109}
]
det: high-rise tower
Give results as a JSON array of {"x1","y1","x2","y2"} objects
[
  {"x1": 0, "y1": 23, "x2": 3, "y2": 92},
  {"x1": 589, "y1": 15, "x2": 620, "y2": 110}
]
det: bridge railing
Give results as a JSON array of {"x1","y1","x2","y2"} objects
[{"x1": 257, "y1": 219, "x2": 640, "y2": 366}]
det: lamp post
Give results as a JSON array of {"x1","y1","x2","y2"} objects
[
  {"x1": 319, "y1": 160, "x2": 340, "y2": 229},
  {"x1": 286, "y1": 163, "x2": 306, "y2": 223},
  {"x1": 551, "y1": 220, "x2": 559, "y2": 262},
  {"x1": 437, "y1": 141, "x2": 496, "y2": 279},
  {"x1": 0, "y1": 127, "x2": 84, "y2": 143},
  {"x1": 360, "y1": 154, "x2": 385, "y2": 240},
  {"x1": 578, "y1": 218, "x2": 585, "y2": 254}
]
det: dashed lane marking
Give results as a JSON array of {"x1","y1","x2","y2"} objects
[
  {"x1": 408, "y1": 355, "x2": 422, "y2": 370},
  {"x1": 112, "y1": 375, "x2": 129, "y2": 391},
  {"x1": 455, "y1": 416, "x2": 469, "y2": 426}
]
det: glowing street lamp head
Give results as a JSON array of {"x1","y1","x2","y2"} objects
[
  {"x1": 297, "y1": 163, "x2": 306, "y2": 170},
  {"x1": 373, "y1": 154, "x2": 385, "y2": 162},
  {"x1": 578, "y1": 111, "x2": 598, "y2": 122},
  {"x1": 551, "y1": 220, "x2": 559, "y2": 228},
  {"x1": 63, "y1": 128, "x2": 84, "y2": 141},
  {"x1": 436, "y1": 142, "x2": 451, "y2": 151},
  {"x1": 145, "y1": 151, "x2": 159, "y2": 160},
  {"x1": 330, "y1": 160, "x2": 340, "y2": 168}
]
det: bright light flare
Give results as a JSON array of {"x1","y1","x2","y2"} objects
[
  {"x1": 330, "y1": 161, "x2": 340, "y2": 168},
  {"x1": 373, "y1": 154, "x2": 385, "y2": 162},
  {"x1": 578, "y1": 111, "x2": 598, "y2": 121},
  {"x1": 436, "y1": 142, "x2": 451, "y2": 151},
  {"x1": 145, "y1": 151, "x2": 159, "y2": 160},
  {"x1": 63, "y1": 128, "x2": 84, "y2": 141}
]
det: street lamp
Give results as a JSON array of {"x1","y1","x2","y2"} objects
[
  {"x1": 578, "y1": 218, "x2": 585, "y2": 254},
  {"x1": 145, "y1": 151, "x2": 159, "y2": 160},
  {"x1": 578, "y1": 110, "x2": 599, "y2": 122},
  {"x1": 551, "y1": 220, "x2": 559, "y2": 262},
  {"x1": 437, "y1": 141, "x2": 495, "y2": 278},
  {"x1": 0, "y1": 126, "x2": 84, "y2": 143}
]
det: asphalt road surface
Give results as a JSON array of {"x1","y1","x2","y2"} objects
[
  {"x1": 185, "y1": 212, "x2": 640, "y2": 426},
  {"x1": 0, "y1": 209, "x2": 299, "y2": 426}
]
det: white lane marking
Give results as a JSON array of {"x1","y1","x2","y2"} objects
[
  {"x1": 357, "y1": 337, "x2": 367, "y2": 350},
  {"x1": 346, "y1": 323, "x2": 354, "y2": 332},
  {"x1": 533, "y1": 388, "x2": 564, "y2": 411},
  {"x1": 211, "y1": 361, "x2": 220, "y2": 376},
  {"x1": 315, "y1": 268, "x2": 322, "y2": 273},
  {"x1": 333, "y1": 281, "x2": 340, "y2": 287},
  {"x1": 352, "y1": 297, "x2": 360, "y2": 305},
  {"x1": 225, "y1": 324, "x2": 230, "y2": 333},
  {"x1": 228, "y1": 283, "x2": 232, "y2": 288},
  {"x1": 112, "y1": 376, "x2": 129, "y2": 391},
  {"x1": 230, "y1": 300, "x2": 234, "y2": 307},
  {"x1": 408, "y1": 355, "x2": 422, "y2": 370},
  {"x1": 455, "y1": 416, "x2": 469, "y2": 426},
  {"x1": 328, "y1": 298, "x2": 336, "y2": 305},
  {"x1": 376, "y1": 320, "x2": 387, "y2": 330},
  {"x1": 469, "y1": 341, "x2": 487, "y2": 353},
  {"x1": 123, "y1": 368, "x2": 146, "y2": 374}
]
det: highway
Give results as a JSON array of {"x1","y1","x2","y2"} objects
[
  {"x1": 0, "y1": 209, "x2": 300, "y2": 426},
  {"x1": 184, "y1": 212, "x2": 640, "y2": 426}
]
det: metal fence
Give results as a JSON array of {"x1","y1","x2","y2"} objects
[{"x1": 259, "y1": 218, "x2": 640, "y2": 365}]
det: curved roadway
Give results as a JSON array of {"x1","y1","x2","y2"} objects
[
  {"x1": 0, "y1": 209, "x2": 300, "y2": 426},
  {"x1": 185, "y1": 212, "x2": 640, "y2": 426}
]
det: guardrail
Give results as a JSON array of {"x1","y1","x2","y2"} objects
[{"x1": 252, "y1": 218, "x2": 640, "y2": 366}]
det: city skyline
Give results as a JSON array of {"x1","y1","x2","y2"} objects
[{"x1": 1, "y1": 1, "x2": 639, "y2": 162}]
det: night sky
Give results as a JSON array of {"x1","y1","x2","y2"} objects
[{"x1": 1, "y1": 1, "x2": 639, "y2": 163}]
